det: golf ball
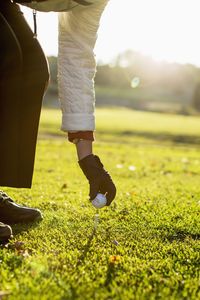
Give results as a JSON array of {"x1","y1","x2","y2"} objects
[{"x1": 91, "y1": 193, "x2": 107, "y2": 209}]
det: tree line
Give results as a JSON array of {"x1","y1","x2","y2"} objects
[{"x1": 47, "y1": 51, "x2": 200, "y2": 112}]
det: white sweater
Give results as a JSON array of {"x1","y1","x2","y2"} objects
[{"x1": 58, "y1": 0, "x2": 108, "y2": 132}]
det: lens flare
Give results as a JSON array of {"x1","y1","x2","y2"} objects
[{"x1": 131, "y1": 77, "x2": 140, "y2": 88}]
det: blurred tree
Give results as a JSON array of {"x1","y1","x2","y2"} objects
[
  {"x1": 192, "y1": 81, "x2": 200, "y2": 111},
  {"x1": 47, "y1": 56, "x2": 58, "y2": 95},
  {"x1": 44, "y1": 52, "x2": 200, "y2": 114}
]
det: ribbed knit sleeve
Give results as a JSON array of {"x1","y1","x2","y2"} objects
[{"x1": 58, "y1": 0, "x2": 108, "y2": 132}]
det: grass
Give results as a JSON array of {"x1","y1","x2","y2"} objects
[{"x1": 1, "y1": 107, "x2": 200, "y2": 299}]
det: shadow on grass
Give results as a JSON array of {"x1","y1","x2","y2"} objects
[
  {"x1": 76, "y1": 229, "x2": 117, "y2": 288},
  {"x1": 39, "y1": 129, "x2": 200, "y2": 146},
  {"x1": 166, "y1": 230, "x2": 200, "y2": 242},
  {"x1": 98, "y1": 130, "x2": 200, "y2": 145},
  {"x1": 0, "y1": 221, "x2": 42, "y2": 246},
  {"x1": 77, "y1": 229, "x2": 96, "y2": 264},
  {"x1": 156, "y1": 225, "x2": 200, "y2": 242},
  {"x1": 104, "y1": 263, "x2": 117, "y2": 287},
  {"x1": 11, "y1": 220, "x2": 42, "y2": 236}
]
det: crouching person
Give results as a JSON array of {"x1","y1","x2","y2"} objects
[
  {"x1": 0, "y1": 0, "x2": 49, "y2": 241},
  {"x1": 0, "y1": 0, "x2": 116, "y2": 242}
]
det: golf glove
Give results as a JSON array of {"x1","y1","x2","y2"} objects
[{"x1": 78, "y1": 154, "x2": 116, "y2": 206}]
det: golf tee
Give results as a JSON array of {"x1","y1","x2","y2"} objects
[{"x1": 94, "y1": 212, "x2": 99, "y2": 230}]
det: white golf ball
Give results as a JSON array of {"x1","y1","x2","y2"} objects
[{"x1": 91, "y1": 193, "x2": 107, "y2": 209}]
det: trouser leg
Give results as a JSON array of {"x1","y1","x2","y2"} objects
[
  {"x1": 0, "y1": 8, "x2": 23, "y2": 188},
  {"x1": 0, "y1": 1, "x2": 49, "y2": 188}
]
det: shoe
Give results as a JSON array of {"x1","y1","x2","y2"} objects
[
  {"x1": 0, "y1": 190, "x2": 43, "y2": 225},
  {"x1": 0, "y1": 222, "x2": 12, "y2": 241}
]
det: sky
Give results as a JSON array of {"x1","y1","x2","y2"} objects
[{"x1": 21, "y1": 0, "x2": 200, "y2": 66}]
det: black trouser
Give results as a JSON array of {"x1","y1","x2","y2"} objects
[{"x1": 0, "y1": 1, "x2": 49, "y2": 188}]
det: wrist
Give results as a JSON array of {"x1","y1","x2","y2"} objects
[
  {"x1": 68, "y1": 131, "x2": 95, "y2": 143},
  {"x1": 76, "y1": 140, "x2": 93, "y2": 160}
]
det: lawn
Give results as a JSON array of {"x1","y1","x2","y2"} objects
[{"x1": 1, "y1": 108, "x2": 200, "y2": 300}]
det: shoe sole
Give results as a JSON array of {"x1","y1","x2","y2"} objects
[
  {"x1": 12, "y1": 213, "x2": 43, "y2": 224},
  {"x1": 0, "y1": 234, "x2": 13, "y2": 242},
  {"x1": 0, "y1": 212, "x2": 43, "y2": 225},
  {"x1": 34, "y1": 214, "x2": 43, "y2": 222}
]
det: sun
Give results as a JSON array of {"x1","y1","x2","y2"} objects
[{"x1": 96, "y1": 0, "x2": 200, "y2": 66}]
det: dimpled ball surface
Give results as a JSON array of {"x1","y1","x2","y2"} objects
[{"x1": 91, "y1": 193, "x2": 107, "y2": 209}]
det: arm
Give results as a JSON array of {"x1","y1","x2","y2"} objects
[
  {"x1": 76, "y1": 140, "x2": 93, "y2": 160},
  {"x1": 58, "y1": 1, "x2": 116, "y2": 205}
]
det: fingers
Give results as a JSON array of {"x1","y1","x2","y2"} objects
[
  {"x1": 99, "y1": 182, "x2": 107, "y2": 195},
  {"x1": 91, "y1": 178, "x2": 116, "y2": 206},
  {"x1": 89, "y1": 180, "x2": 100, "y2": 201},
  {"x1": 90, "y1": 181, "x2": 116, "y2": 205},
  {"x1": 105, "y1": 181, "x2": 116, "y2": 206},
  {"x1": 99, "y1": 176, "x2": 116, "y2": 206}
]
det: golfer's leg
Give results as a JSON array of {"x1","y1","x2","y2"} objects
[
  {"x1": 1, "y1": 1, "x2": 49, "y2": 188},
  {"x1": 0, "y1": 7, "x2": 23, "y2": 188},
  {"x1": 58, "y1": 0, "x2": 108, "y2": 132},
  {"x1": 0, "y1": 4, "x2": 44, "y2": 224}
]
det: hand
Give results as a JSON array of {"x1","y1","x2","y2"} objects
[{"x1": 78, "y1": 154, "x2": 116, "y2": 206}]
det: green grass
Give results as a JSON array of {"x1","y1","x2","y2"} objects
[{"x1": 1, "y1": 108, "x2": 200, "y2": 299}]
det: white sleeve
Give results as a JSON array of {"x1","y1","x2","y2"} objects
[{"x1": 58, "y1": 1, "x2": 108, "y2": 132}]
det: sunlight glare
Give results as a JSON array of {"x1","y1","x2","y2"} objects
[
  {"x1": 96, "y1": 0, "x2": 200, "y2": 66},
  {"x1": 21, "y1": 0, "x2": 200, "y2": 66}
]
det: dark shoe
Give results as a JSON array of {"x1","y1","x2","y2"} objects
[
  {"x1": 0, "y1": 190, "x2": 43, "y2": 225},
  {"x1": 0, "y1": 222, "x2": 12, "y2": 241}
]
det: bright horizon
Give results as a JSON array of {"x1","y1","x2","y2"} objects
[{"x1": 21, "y1": 0, "x2": 200, "y2": 66}]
